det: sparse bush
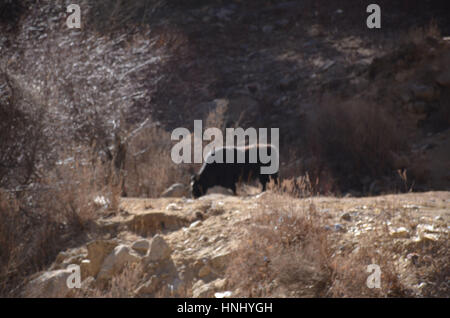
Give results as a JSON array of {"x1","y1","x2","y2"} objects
[
  {"x1": 0, "y1": 145, "x2": 120, "y2": 297},
  {"x1": 125, "y1": 123, "x2": 192, "y2": 197},
  {"x1": 226, "y1": 197, "x2": 332, "y2": 297},
  {"x1": 226, "y1": 193, "x2": 412, "y2": 297},
  {"x1": 307, "y1": 98, "x2": 407, "y2": 191}
]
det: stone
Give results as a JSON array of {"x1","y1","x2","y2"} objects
[
  {"x1": 131, "y1": 239, "x2": 150, "y2": 254},
  {"x1": 135, "y1": 275, "x2": 159, "y2": 296},
  {"x1": 209, "y1": 250, "x2": 233, "y2": 274},
  {"x1": 333, "y1": 224, "x2": 345, "y2": 232},
  {"x1": 161, "y1": 183, "x2": 188, "y2": 198},
  {"x1": 23, "y1": 268, "x2": 74, "y2": 298},
  {"x1": 420, "y1": 233, "x2": 440, "y2": 242},
  {"x1": 97, "y1": 245, "x2": 140, "y2": 281},
  {"x1": 145, "y1": 234, "x2": 172, "y2": 263},
  {"x1": 86, "y1": 240, "x2": 118, "y2": 278},
  {"x1": 390, "y1": 227, "x2": 410, "y2": 238},
  {"x1": 189, "y1": 220, "x2": 202, "y2": 228},
  {"x1": 166, "y1": 203, "x2": 182, "y2": 211},
  {"x1": 192, "y1": 278, "x2": 227, "y2": 298},
  {"x1": 340, "y1": 212, "x2": 351, "y2": 221},
  {"x1": 214, "y1": 291, "x2": 233, "y2": 298}
]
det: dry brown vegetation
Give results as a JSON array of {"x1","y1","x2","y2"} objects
[
  {"x1": 307, "y1": 99, "x2": 408, "y2": 192},
  {"x1": 0, "y1": 0, "x2": 449, "y2": 298},
  {"x1": 226, "y1": 193, "x2": 448, "y2": 297}
]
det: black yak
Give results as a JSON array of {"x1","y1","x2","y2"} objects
[{"x1": 190, "y1": 144, "x2": 279, "y2": 198}]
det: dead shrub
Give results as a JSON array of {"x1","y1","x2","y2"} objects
[
  {"x1": 274, "y1": 174, "x2": 319, "y2": 198},
  {"x1": 226, "y1": 199, "x2": 332, "y2": 297},
  {"x1": 307, "y1": 98, "x2": 407, "y2": 191},
  {"x1": 125, "y1": 124, "x2": 191, "y2": 197},
  {"x1": 329, "y1": 247, "x2": 407, "y2": 297},
  {"x1": 75, "y1": 263, "x2": 145, "y2": 298},
  {"x1": 0, "y1": 147, "x2": 120, "y2": 297}
]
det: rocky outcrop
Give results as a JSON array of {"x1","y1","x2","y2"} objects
[{"x1": 97, "y1": 245, "x2": 141, "y2": 281}]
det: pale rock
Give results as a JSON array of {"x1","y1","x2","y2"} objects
[
  {"x1": 131, "y1": 239, "x2": 150, "y2": 254},
  {"x1": 166, "y1": 203, "x2": 182, "y2": 211},
  {"x1": 24, "y1": 268, "x2": 74, "y2": 298},
  {"x1": 192, "y1": 278, "x2": 227, "y2": 298},
  {"x1": 86, "y1": 240, "x2": 118, "y2": 278},
  {"x1": 390, "y1": 227, "x2": 410, "y2": 238},
  {"x1": 215, "y1": 291, "x2": 232, "y2": 298},
  {"x1": 190, "y1": 220, "x2": 202, "y2": 228},
  {"x1": 97, "y1": 245, "x2": 140, "y2": 281},
  {"x1": 144, "y1": 234, "x2": 172, "y2": 263}
]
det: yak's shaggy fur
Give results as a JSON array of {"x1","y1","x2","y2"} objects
[{"x1": 191, "y1": 144, "x2": 279, "y2": 198}]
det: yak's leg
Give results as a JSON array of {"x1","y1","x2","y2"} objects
[
  {"x1": 273, "y1": 173, "x2": 279, "y2": 186},
  {"x1": 260, "y1": 175, "x2": 268, "y2": 191},
  {"x1": 230, "y1": 183, "x2": 237, "y2": 195}
]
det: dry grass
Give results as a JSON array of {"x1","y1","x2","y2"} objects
[
  {"x1": 226, "y1": 193, "x2": 412, "y2": 297},
  {"x1": 406, "y1": 20, "x2": 441, "y2": 45},
  {"x1": 124, "y1": 123, "x2": 191, "y2": 197},
  {"x1": 0, "y1": 146, "x2": 121, "y2": 297},
  {"x1": 273, "y1": 174, "x2": 319, "y2": 198},
  {"x1": 75, "y1": 263, "x2": 145, "y2": 298},
  {"x1": 226, "y1": 198, "x2": 332, "y2": 297}
]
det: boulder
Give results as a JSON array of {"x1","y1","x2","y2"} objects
[
  {"x1": 86, "y1": 240, "x2": 118, "y2": 278},
  {"x1": 340, "y1": 212, "x2": 352, "y2": 222},
  {"x1": 144, "y1": 234, "x2": 172, "y2": 264},
  {"x1": 192, "y1": 278, "x2": 227, "y2": 298},
  {"x1": 131, "y1": 239, "x2": 150, "y2": 255},
  {"x1": 97, "y1": 245, "x2": 141, "y2": 281},
  {"x1": 24, "y1": 268, "x2": 74, "y2": 298}
]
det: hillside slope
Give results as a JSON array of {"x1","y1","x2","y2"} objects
[{"x1": 23, "y1": 191, "x2": 449, "y2": 297}]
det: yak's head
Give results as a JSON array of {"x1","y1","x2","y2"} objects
[{"x1": 190, "y1": 174, "x2": 205, "y2": 199}]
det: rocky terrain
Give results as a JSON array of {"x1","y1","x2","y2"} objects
[
  {"x1": 1, "y1": 1, "x2": 449, "y2": 298},
  {"x1": 21, "y1": 190, "x2": 449, "y2": 297}
]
